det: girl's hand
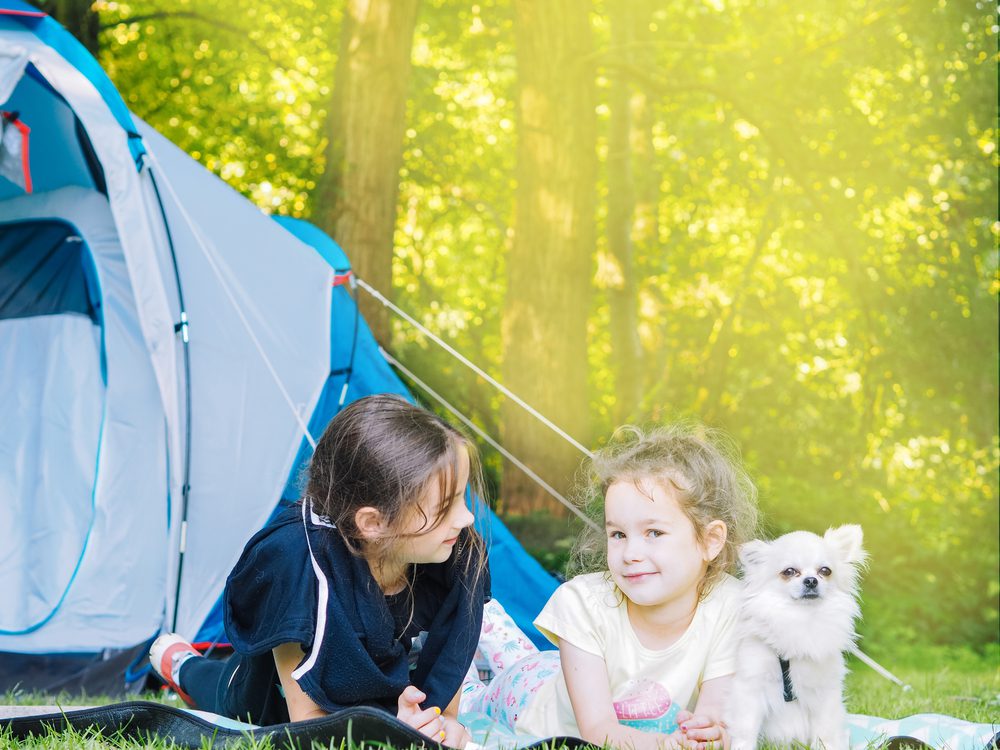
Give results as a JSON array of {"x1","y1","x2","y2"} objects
[
  {"x1": 657, "y1": 731, "x2": 688, "y2": 750},
  {"x1": 676, "y1": 710, "x2": 729, "y2": 749},
  {"x1": 440, "y1": 714, "x2": 471, "y2": 748},
  {"x1": 396, "y1": 685, "x2": 447, "y2": 742}
]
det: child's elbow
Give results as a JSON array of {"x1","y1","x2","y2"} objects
[{"x1": 577, "y1": 718, "x2": 620, "y2": 747}]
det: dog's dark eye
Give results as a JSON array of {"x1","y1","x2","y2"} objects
[
  {"x1": 780, "y1": 567, "x2": 799, "y2": 578},
  {"x1": 818, "y1": 566, "x2": 832, "y2": 577}
]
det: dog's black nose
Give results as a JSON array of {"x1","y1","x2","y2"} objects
[{"x1": 803, "y1": 576, "x2": 818, "y2": 589}]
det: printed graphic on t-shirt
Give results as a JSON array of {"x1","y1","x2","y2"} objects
[{"x1": 613, "y1": 680, "x2": 680, "y2": 734}]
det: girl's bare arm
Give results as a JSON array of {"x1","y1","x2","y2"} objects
[
  {"x1": 560, "y1": 639, "x2": 684, "y2": 750},
  {"x1": 272, "y1": 643, "x2": 328, "y2": 722}
]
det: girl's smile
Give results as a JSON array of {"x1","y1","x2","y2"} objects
[{"x1": 622, "y1": 571, "x2": 659, "y2": 581}]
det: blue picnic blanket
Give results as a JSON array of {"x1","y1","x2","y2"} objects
[
  {"x1": 846, "y1": 713, "x2": 998, "y2": 750},
  {"x1": 459, "y1": 709, "x2": 998, "y2": 750}
]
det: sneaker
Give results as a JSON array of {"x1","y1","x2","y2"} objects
[{"x1": 149, "y1": 633, "x2": 200, "y2": 707}]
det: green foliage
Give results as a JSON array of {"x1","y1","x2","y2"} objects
[
  {"x1": 93, "y1": 0, "x2": 998, "y2": 652},
  {"x1": 97, "y1": 0, "x2": 335, "y2": 214},
  {"x1": 391, "y1": 0, "x2": 516, "y2": 444},
  {"x1": 501, "y1": 512, "x2": 584, "y2": 578}
]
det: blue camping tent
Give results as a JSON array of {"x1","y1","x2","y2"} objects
[{"x1": 0, "y1": 0, "x2": 557, "y2": 694}]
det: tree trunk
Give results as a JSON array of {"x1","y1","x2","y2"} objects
[
  {"x1": 605, "y1": 0, "x2": 644, "y2": 425},
  {"x1": 500, "y1": 0, "x2": 597, "y2": 516},
  {"x1": 43, "y1": 0, "x2": 99, "y2": 54},
  {"x1": 314, "y1": 0, "x2": 420, "y2": 345},
  {"x1": 628, "y1": 1, "x2": 661, "y2": 409}
]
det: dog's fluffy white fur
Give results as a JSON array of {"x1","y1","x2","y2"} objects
[{"x1": 727, "y1": 525, "x2": 867, "y2": 750}]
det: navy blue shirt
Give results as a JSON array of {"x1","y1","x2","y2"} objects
[{"x1": 223, "y1": 502, "x2": 488, "y2": 716}]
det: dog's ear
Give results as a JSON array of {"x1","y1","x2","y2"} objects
[
  {"x1": 824, "y1": 524, "x2": 867, "y2": 567},
  {"x1": 739, "y1": 539, "x2": 770, "y2": 569}
]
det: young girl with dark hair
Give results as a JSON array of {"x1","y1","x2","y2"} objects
[{"x1": 150, "y1": 395, "x2": 489, "y2": 748}]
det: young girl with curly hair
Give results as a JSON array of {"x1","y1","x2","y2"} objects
[{"x1": 462, "y1": 422, "x2": 758, "y2": 750}]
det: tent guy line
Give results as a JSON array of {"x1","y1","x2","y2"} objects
[
  {"x1": 357, "y1": 273, "x2": 913, "y2": 694},
  {"x1": 379, "y1": 346, "x2": 601, "y2": 532},
  {"x1": 356, "y1": 276, "x2": 595, "y2": 460}
]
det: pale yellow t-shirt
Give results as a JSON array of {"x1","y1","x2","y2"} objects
[{"x1": 515, "y1": 572, "x2": 741, "y2": 739}]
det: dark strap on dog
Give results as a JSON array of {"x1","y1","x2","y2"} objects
[{"x1": 778, "y1": 657, "x2": 796, "y2": 702}]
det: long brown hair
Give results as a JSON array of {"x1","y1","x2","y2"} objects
[{"x1": 305, "y1": 394, "x2": 488, "y2": 587}]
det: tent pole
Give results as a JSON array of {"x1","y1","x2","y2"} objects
[{"x1": 148, "y1": 167, "x2": 193, "y2": 634}]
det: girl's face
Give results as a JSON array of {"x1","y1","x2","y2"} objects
[
  {"x1": 392, "y1": 445, "x2": 475, "y2": 567},
  {"x1": 604, "y1": 478, "x2": 714, "y2": 612}
]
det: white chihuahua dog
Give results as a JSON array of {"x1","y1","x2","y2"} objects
[{"x1": 727, "y1": 525, "x2": 867, "y2": 750}]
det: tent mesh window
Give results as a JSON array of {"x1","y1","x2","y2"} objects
[{"x1": 0, "y1": 219, "x2": 99, "y2": 323}]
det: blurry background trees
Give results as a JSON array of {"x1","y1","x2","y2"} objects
[
  {"x1": 314, "y1": 0, "x2": 419, "y2": 343},
  {"x1": 75, "y1": 0, "x2": 997, "y2": 654},
  {"x1": 500, "y1": 0, "x2": 596, "y2": 513}
]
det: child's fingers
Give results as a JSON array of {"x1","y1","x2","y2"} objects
[
  {"x1": 397, "y1": 685, "x2": 427, "y2": 713},
  {"x1": 396, "y1": 687, "x2": 439, "y2": 736},
  {"x1": 681, "y1": 728, "x2": 712, "y2": 741},
  {"x1": 411, "y1": 707, "x2": 446, "y2": 735},
  {"x1": 679, "y1": 715, "x2": 712, "y2": 730},
  {"x1": 441, "y1": 716, "x2": 471, "y2": 748},
  {"x1": 678, "y1": 738, "x2": 721, "y2": 750},
  {"x1": 395, "y1": 685, "x2": 448, "y2": 741},
  {"x1": 669, "y1": 729, "x2": 699, "y2": 749},
  {"x1": 675, "y1": 710, "x2": 695, "y2": 724},
  {"x1": 679, "y1": 724, "x2": 724, "y2": 743}
]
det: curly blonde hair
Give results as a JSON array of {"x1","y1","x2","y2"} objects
[{"x1": 568, "y1": 421, "x2": 759, "y2": 599}]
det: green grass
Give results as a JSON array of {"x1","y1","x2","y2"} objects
[
  {"x1": 845, "y1": 653, "x2": 1000, "y2": 724},
  {"x1": 2, "y1": 653, "x2": 997, "y2": 749}
]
